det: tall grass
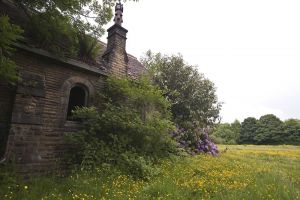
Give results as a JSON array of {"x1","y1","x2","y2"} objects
[{"x1": 1, "y1": 145, "x2": 299, "y2": 199}]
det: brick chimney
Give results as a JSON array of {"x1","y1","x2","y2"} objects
[{"x1": 102, "y1": 2, "x2": 128, "y2": 76}]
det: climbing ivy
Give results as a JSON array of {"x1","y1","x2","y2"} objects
[{"x1": 0, "y1": 16, "x2": 23, "y2": 84}]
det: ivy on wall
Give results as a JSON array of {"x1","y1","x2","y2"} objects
[{"x1": 0, "y1": 15, "x2": 23, "y2": 84}]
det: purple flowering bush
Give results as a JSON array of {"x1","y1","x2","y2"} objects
[{"x1": 171, "y1": 126, "x2": 219, "y2": 156}]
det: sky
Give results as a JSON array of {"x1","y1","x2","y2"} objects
[{"x1": 101, "y1": 0, "x2": 300, "y2": 123}]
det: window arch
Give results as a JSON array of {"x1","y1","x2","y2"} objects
[
  {"x1": 61, "y1": 76, "x2": 95, "y2": 124},
  {"x1": 67, "y1": 85, "x2": 88, "y2": 120}
]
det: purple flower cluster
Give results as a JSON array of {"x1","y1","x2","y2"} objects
[
  {"x1": 194, "y1": 128, "x2": 219, "y2": 156},
  {"x1": 171, "y1": 126, "x2": 219, "y2": 156}
]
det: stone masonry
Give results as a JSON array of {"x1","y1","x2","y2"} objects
[{"x1": 0, "y1": 1, "x2": 145, "y2": 174}]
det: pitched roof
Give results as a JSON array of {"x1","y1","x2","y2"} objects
[
  {"x1": 127, "y1": 54, "x2": 147, "y2": 78},
  {"x1": 0, "y1": 0, "x2": 146, "y2": 78},
  {"x1": 96, "y1": 41, "x2": 146, "y2": 78}
]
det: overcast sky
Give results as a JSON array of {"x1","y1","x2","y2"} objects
[{"x1": 102, "y1": 0, "x2": 300, "y2": 123}]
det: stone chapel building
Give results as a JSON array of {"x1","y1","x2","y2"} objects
[{"x1": 0, "y1": 1, "x2": 145, "y2": 173}]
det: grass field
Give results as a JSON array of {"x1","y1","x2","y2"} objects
[{"x1": 1, "y1": 145, "x2": 300, "y2": 199}]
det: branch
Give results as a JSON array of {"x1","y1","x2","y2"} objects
[{"x1": 79, "y1": 13, "x2": 98, "y2": 19}]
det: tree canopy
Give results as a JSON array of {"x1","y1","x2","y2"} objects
[
  {"x1": 239, "y1": 117, "x2": 259, "y2": 144},
  {"x1": 211, "y1": 120, "x2": 240, "y2": 144},
  {"x1": 9, "y1": 0, "x2": 137, "y2": 57},
  {"x1": 141, "y1": 51, "x2": 221, "y2": 129},
  {"x1": 0, "y1": 0, "x2": 137, "y2": 83},
  {"x1": 284, "y1": 119, "x2": 300, "y2": 144},
  {"x1": 212, "y1": 114, "x2": 300, "y2": 145},
  {"x1": 14, "y1": 0, "x2": 137, "y2": 38},
  {"x1": 254, "y1": 114, "x2": 283, "y2": 144}
]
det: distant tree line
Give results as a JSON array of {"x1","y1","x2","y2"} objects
[{"x1": 211, "y1": 114, "x2": 300, "y2": 145}]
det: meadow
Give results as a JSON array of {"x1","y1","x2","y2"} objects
[{"x1": 1, "y1": 145, "x2": 300, "y2": 200}]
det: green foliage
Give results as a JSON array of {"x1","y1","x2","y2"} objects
[
  {"x1": 284, "y1": 119, "x2": 300, "y2": 144},
  {"x1": 211, "y1": 121, "x2": 240, "y2": 144},
  {"x1": 29, "y1": 12, "x2": 78, "y2": 56},
  {"x1": 0, "y1": 162, "x2": 17, "y2": 191},
  {"x1": 239, "y1": 117, "x2": 259, "y2": 144},
  {"x1": 0, "y1": 16, "x2": 23, "y2": 55},
  {"x1": 13, "y1": 0, "x2": 137, "y2": 56},
  {"x1": 0, "y1": 16, "x2": 23, "y2": 84},
  {"x1": 66, "y1": 76, "x2": 178, "y2": 179},
  {"x1": 77, "y1": 33, "x2": 101, "y2": 61},
  {"x1": 238, "y1": 115, "x2": 300, "y2": 145},
  {"x1": 15, "y1": 0, "x2": 114, "y2": 38},
  {"x1": 254, "y1": 114, "x2": 284, "y2": 144},
  {"x1": 0, "y1": 57, "x2": 18, "y2": 84},
  {"x1": 141, "y1": 51, "x2": 221, "y2": 129},
  {"x1": 231, "y1": 119, "x2": 241, "y2": 138},
  {"x1": 1, "y1": 145, "x2": 300, "y2": 199}
]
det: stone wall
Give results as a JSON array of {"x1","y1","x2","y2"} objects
[
  {"x1": 3, "y1": 49, "x2": 105, "y2": 174},
  {"x1": 0, "y1": 1, "x2": 140, "y2": 174},
  {"x1": 0, "y1": 82, "x2": 15, "y2": 157}
]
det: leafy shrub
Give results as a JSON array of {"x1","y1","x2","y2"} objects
[
  {"x1": 0, "y1": 162, "x2": 17, "y2": 189},
  {"x1": 171, "y1": 126, "x2": 219, "y2": 156},
  {"x1": 66, "y1": 76, "x2": 178, "y2": 179},
  {"x1": 195, "y1": 129, "x2": 219, "y2": 156},
  {"x1": 77, "y1": 33, "x2": 101, "y2": 61},
  {"x1": 29, "y1": 12, "x2": 78, "y2": 57},
  {"x1": 210, "y1": 121, "x2": 241, "y2": 144},
  {"x1": 118, "y1": 152, "x2": 160, "y2": 180},
  {"x1": 209, "y1": 134, "x2": 225, "y2": 144},
  {"x1": 0, "y1": 15, "x2": 23, "y2": 84}
]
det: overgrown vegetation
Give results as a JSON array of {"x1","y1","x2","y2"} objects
[
  {"x1": 11, "y1": 0, "x2": 136, "y2": 58},
  {"x1": 0, "y1": 15, "x2": 23, "y2": 84},
  {"x1": 14, "y1": 0, "x2": 128, "y2": 39},
  {"x1": 210, "y1": 120, "x2": 241, "y2": 144},
  {"x1": 66, "y1": 76, "x2": 179, "y2": 179},
  {"x1": 1, "y1": 145, "x2": 299, "y2": 199},
  {"x1": 28, "y1": 11, "x2": 78, "y2": 56},
  {"x1": 77, "y1": 33, "x2": 102, "y2": 61},
  {"x1": 142, "y1": 51, "x2": 221, "y2": 154},
  {"x1": 64, "y1": 53, "x2": 222, "y2": 178},
  {"x1": 171, "y1": 127, "x2": 219, "y2": 155},
  {"x1": 0, "y1": 0, "x2": 135, "y2": 82}
]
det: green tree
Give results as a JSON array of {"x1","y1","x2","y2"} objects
[
  {"x1": 0, "y1": 16, "x2": 23, "y2": 84},
  {"x1": 239, "y1": 117, "x2": 258, "y2": 144},
  {"x1": 283, "y1": 119, "x2": 300, "y2": 145},
  {"x1": 255, "y1": 114, "x2": 283, "y2": 144},
  {"x1": 211, "y1": 123, "x2": 236, "y2": 144},
  {"x1": 231, "y1": 119, "x2": 241, "y2": 138},
  {"x1": 13, "y1": 0, "x2": 137, "y2": 56},
  {"x1": 14, "y1": 0, "x2": 137, "y2": 38},
  {"x1": 211, "y1": 120, "x2": 240, "y2": 144},
  {"x1": 141, "y1": 51, "x2": 221, "y2": 129}
]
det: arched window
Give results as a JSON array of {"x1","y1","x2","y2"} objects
[{"x1": 67, "y1": 86, "x2": 87, "y2": 120}]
